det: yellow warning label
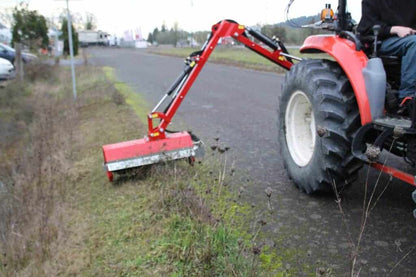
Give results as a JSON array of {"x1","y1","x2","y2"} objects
[
  {"x1": 152, "y1": 114, "x2": 159, "y2": 118},
  {"x1": 238, "y1": 25, "x2": 245, "y2": 29},
  {"x1": 190, "y1": 61, "x2": 196, "y2": 67},
  {"x1": 154, "y1": 132, "x2": 160, "y2": 137},
  {"x1": 278, "y1": 56, "x2": 287, "y2": 61}
]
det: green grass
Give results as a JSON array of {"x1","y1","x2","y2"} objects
[
  {"x1": 149, "y1": 46, "x2": 283, "y2": 72},
  {"x1": 68, "y1": 136, "x2": 262, "y2": 275},
  {"x1": 68, "y1": 66, "x2": 303, "y2": 275},
  {"x1": 70, "y1": 66, "x2": 322, "y2": 276},
  {"x1": 102, "y1": 66, "x2": 150, "y2": 120}
]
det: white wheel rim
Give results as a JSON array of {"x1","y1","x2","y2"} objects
[{"x1": 285, "y1": 90, "x2": 316, "y2": 167}]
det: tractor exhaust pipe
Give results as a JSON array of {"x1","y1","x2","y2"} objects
[{"x1": 336, "y1": 0, "x2": 347, "y2": 33}]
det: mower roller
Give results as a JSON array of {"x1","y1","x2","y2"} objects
[
  {"x1": 102, "y1": 20, "x2": 295, "y2": 181},
  {"x1": 102, "y1": 132, "x2": 198, "y2": 181}
]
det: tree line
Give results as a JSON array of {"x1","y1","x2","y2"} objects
[
  {"x1": 7, "y1": 4, "x2": 329, "y2": 54},
  {"x1": 147, "y1": 14, "x2": 330, "y2": 47},
  {"x1": 6, "y1": 4, "x2": 99, "y2": 56}
]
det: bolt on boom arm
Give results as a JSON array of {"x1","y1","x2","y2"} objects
[{"x1": 147, "y1": 20, "x2": 298, "y2": 141}]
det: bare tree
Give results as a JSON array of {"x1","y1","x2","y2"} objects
[{"x1": 84, "y1": 12, "x2": 96, "y2": 30}]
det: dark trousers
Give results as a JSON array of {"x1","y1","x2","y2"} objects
[{"x1": 379, "y1": 35, "x2": 416, "y2": 99}]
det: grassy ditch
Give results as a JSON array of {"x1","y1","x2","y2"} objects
[{"x1": 0, "y1": 64, "x2": 291, "y2": 275}]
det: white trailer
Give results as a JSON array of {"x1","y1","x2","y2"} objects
[{"x1": 79, "y1": 30, "x2": 109, "y2": 47}]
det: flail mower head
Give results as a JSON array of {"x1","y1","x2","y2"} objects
[
  {"x1": 102, "y1": 54, "x2": 205, "y2": 181},
  {"x1": 102, "y1": 131, "x2": 201, "y2": 181}
]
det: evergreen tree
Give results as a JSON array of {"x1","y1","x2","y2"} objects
[
  {"x1": 147, "y1": 33, "x2": 153, "y2": 44},
  {"x1": 60, "y1": 18, "x2": 79, "y2": 56},
  {"x1": 161, "y1": 23, "x2": 166, "y2": 32},
  {"x1": 11, "y1": 4, "x2": 49, "y2": 50},
  {"x1": 152, "y1": 27, "x2": 159, "y2": 43}
]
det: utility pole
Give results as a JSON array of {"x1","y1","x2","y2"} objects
[
  {"x1": 56, "y1": 0, "x2": 78, "y2": 99},
  {"x1": 66, "y1": 0, "x2": 77, "y2": 100}
]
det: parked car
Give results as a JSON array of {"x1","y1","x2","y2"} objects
[
  {"x1": 0, "y1": 57, "x2": 15, "y2": 80},
  {"x1": 0, "y1": 43, "x2": 37, "y2": 64}
]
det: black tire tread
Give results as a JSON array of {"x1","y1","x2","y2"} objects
[{"x1": 278, "y1": 59, "x2": 362, "y2": 193}]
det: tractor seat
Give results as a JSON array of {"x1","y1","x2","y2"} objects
[
  {"x1": 380, "y1": 55, "x2": 401, "y2": 66},
  {"x1": 359, "y1": 35, "x2": 402, "y2": 89},
  {"x1": 359, "y1": 35, "x2": 401, "y2": 63}
]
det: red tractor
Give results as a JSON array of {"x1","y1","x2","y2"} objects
[
  {"x1": 102, "y1": 0, "x2": 416, "y2": 209},
  {"x1": 278, "y1": 0, "x2": 416, "y2": 196}
]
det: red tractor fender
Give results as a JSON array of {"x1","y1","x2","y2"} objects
[{"x1": 300, "y1": 35, "x2": 372, "y2": 125}]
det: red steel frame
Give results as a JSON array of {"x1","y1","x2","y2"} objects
[
  {"x1": 372, "y1": 163, "x2": 416, "y2": 187},
  {"x1": 146, "y1": 20, "x2": 293, "y2": 141}
]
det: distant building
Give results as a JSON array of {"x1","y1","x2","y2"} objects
[
  {"x1": 218, "y1": 36, "x2": 234, "y2": 46},
  {"x1": 107, "y1": 35, "x2": 119, "y2": 47},
  {"x1": 0, "y1": 22, "x2": 12, "y2": 45},
  {"x1": 121, "y1": 27, "x2": 147, "y2": 48},
  {"x1": 79, "y1": 30, "x2": 110, "y2": 47}
]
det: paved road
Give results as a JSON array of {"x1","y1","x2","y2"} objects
[{"x1": 90, "y1": 47, "x2": 416, "y2": 275}]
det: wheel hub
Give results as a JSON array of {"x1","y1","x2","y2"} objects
[{"x1": 285, "y1": 90, "x2": 316, "y2": 166}]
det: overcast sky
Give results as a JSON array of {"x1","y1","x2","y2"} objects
[{"x1": 0, "y1": 0, "x2": 362, "y2": 37}]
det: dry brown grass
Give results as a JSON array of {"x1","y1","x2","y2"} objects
[
  {"x1": 0, "y1": 64, "x2": 118, "y2": 275},
  {"x1": 1, "y1": 70, "x2": 75, "y2": 273}
]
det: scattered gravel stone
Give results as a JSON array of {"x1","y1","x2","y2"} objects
[
  {"x1": 307, "y1": 201, "x2": 319, "y2": 207},
  {"x1": 374, "y1": 240, "x2": 389, "y2": 247},
  {"x1": 310, "y1": 213, "x2": 322, "y2": 220},
  {"x1": 360, "y1": 259, "x2": 368, "y2": 265},
  {"x1": 370, "y1": 267, "x2": 378, "y2": 273}
]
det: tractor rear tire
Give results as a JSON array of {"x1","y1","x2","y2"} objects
[{"x1": 278, "y1": 59, "x2": 362, "y2": 193}]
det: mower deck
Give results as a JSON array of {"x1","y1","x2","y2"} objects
[{"x1": 102, "y1": 132, "x2": 199, "y2": 181}]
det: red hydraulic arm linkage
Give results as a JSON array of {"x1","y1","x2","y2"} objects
[
  {"x1": 146, "y1": 20, "x2": 295, "y2": 141},
  {"x1": 102, "y1": 20, "x2": 297, "y2": 181}
]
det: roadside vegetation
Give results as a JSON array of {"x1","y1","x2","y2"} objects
[
  {"x1": 147, "y1": 14, "x2": 327, "y2": 47},
  {"x1": 0, "y1": 64, "x2": 303, "y2": 275},
  {"x1": 146, "y1": 45, "x2": 415, "y2": 275}
]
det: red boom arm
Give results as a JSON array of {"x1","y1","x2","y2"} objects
[{"x1": 146, "y1": 20, "x2": 294, "y2": 141}]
